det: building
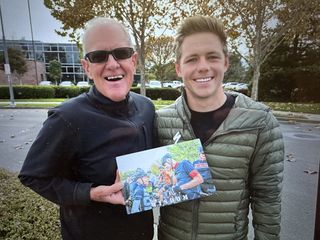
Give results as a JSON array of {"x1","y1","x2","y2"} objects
[{"x1": 0, "y1": 39, "x2": 87, "y2": 85}]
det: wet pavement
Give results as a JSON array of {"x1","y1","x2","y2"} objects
[{"x1": 0, "y1": 108, "x2": 319, "y2": 240}]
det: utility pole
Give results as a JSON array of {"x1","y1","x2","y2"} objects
[
  {"x1": 27, "y1": 0, "x2": 39, "y2": 84},
  {"x1": 0, "y1": 4, "x2": 15, "y2": 107}
]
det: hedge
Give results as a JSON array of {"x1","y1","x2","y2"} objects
[
  {"x1": 131, "y1": 87, "x2": 181, "y2": 100},
  {"x1": 0, "y1": 168, "x2": 60, "y2": 239},
  {"x1": 0, "y1": 85, "x2": 56, "y2": 99},
  {"x1": 0, "y1": 85, "x2": 181, "y2": 100}
]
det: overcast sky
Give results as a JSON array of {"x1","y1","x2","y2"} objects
[{"x1": 0, "y1": 0, "x2": 72, "y2": 43}]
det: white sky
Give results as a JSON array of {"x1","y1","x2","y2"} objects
[
  {"x1": 0, "y1": 0, "x2": 72, "y2": 43},
  {"x1": 117, "y1": 146, "x2": 169, "y2": 173}
]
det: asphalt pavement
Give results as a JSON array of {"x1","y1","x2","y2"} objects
[{"x1": 0, "y1": 108, "x2": 319, "y2": 240}]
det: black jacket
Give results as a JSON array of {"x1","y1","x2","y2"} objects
[{"x1": 19, "y1": 86, "x2": 155, "y2": 240}]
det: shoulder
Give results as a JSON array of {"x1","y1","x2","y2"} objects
[
  {"x1": 130, "y1": 91, "x2": 155, "y2": 110},
  {"x1": 48, "y1": 93, "x2": 88, "y2": 120},
  {"x1": 235, "y1": 93, "x2": 275, "y2": 122},
  {"x1": 156, "y1": 96, "x2": 182, "y2": 118},
  {"x1": 233, "y1": 92, "x2": 270, "y2": 112}
]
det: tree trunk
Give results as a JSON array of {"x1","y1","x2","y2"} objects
[
  {"x1": 250, "y1": 64, "x2": 261, "y2": 101},
  {"x1": 138, "y1": 54, "x2": 147, "y2": 96},
  {"x1": 138, "y1": 38, "x2": 147, "y2": 96}
]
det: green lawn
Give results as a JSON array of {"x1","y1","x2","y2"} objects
[{"x1": 0, "y1": 99, "x2": 319, "y2": 114}]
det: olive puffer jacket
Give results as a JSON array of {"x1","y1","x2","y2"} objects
[{"x1": 155, "y1": 92, "x2": 284, "y2": 240}]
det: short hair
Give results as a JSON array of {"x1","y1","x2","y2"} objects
[
  {"x1": 81, "y1": 17, "x2": 133, "y2": 54},
  {"x1": 174, "y1": 15, "x2": 228, "y2": 62}
]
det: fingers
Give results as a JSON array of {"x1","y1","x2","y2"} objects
[
  {"x1": 109, "y1": 181, "x2": 123, "y2": 193},
  {"x1": 115, "y1": 170, "x2": 121, "y2": 183}
]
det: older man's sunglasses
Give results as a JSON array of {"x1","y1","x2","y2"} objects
[{"x1": 85, "y1": 47, "x2": 134, "y2": 63}]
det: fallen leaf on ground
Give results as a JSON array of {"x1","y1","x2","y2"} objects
[
  {"x1": 304, "y1": 170, "x2": 318, "y2": 175},
  {"x1": 286, "y1": 154, "x2": 296, "y2": 162}
]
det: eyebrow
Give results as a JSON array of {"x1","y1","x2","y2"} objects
[{"x1": 184, "y1": 51, "x2": 222, "y2": 59}]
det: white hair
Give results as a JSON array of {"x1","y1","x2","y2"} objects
[{"x1": 81, "y1": 17, "x2": 133, "y2": 54}]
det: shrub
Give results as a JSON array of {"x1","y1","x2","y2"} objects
[
  {"x1": 54, "y1": 86, "x2": 80, "y2": 98},
  {"x1": 0, "y1": 85, "x2": 10, "y2": 99},
  {"x1": 0, "y1": 85, "x2": 181, "y2": 101},
  {"x1": 0, "y1": 85, "x2": 55, "y2": 99},
  {"x1": 79, "y1": 86, "x2": 90, "y2": 94},
  {"x1": 131, "y1": 87, "x2": 181, "y2": 100},
  {"x1": 0, "y1": 168, "x2": 60, "y2": 239}
]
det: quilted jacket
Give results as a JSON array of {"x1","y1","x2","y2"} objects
[{"x1": 155, "y1": 92, "x2": 284, "y2": 240}]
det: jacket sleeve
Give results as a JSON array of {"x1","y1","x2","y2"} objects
[
  {"x1": 250, "y1": 111, "x2": 284, "y2": 239},
  {"x1": 18, "y1": 110, "x2": 92, "y2": 206}
]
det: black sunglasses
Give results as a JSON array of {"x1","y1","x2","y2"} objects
[{"x1": 85, "y1": 47, "x2": 134, "y2": 63}]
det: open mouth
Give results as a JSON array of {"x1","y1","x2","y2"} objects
[
  {"x1": 194, "y1": 77, "x2": 212, "y2": 83},
  {"x1": 104, "y1": 75, "x2": 124, "y2": 82}
]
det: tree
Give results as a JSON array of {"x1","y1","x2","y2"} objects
[
  {"x1": 145, "y1": 36, "x2": 175, "y2": 82},
  {"x1": 48, "y1": 60, "x2": 62, "y2": 84},
  {"x1": 224, "y1": 53, "x2": 247, "y2": 83},
  {"x1": 44, "y1": 0, "x2": 182, "y2": 96},
  {"x1": 183, "y1": 0, "x2": 319, "y2": 100},
  {"x1": 148, "y1": 61, "x2": 177, "y2": 82},
  {"x1": 260, "y1": 12, "x2": 320, "y2": 102},
  {"x1": 219, "y1": 0, "x2": 320, "y2": 100},
  {"x1": 0, "y1": 48, "x2": 27, "y2": 84}
]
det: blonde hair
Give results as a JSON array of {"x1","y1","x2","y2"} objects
[
  {"x1": 174, "y1": 16, "x2": 228, "y2": 62},
  {"x1": 82, "y1": 17, "x2": 132, "y2": 54}
]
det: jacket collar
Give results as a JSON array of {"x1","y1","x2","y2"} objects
[
  {"x1": 177, "y1": 91, "x2": 269, "y2": 133},
  {"x1": 87, "y1": 85, "x2": 134, "y2": 116}
]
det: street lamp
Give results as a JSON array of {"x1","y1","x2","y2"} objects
[
  {"x1": 0, "y1": 4, "x2": 15, "y2": 107},
  {"x1": 27, "y1": 0, "x2": 39, "y2": 85}
]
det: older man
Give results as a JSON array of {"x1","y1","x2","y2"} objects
[{"x1": 19, "y1": 17, "x2": 154, "y2": 240}]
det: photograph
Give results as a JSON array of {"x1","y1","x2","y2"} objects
[{"x1": 116, "y1": 139, "x2": 216, "y2": 214}]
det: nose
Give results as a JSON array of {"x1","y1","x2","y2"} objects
[
  {"x1": 197, "y1": 57, "x2": 209, "y2": 72},
  {"x1": 105, "y1": 54, "x2": 120, "y2": 69}
]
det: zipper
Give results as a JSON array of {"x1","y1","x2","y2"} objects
[{"x1": 191, "y1": 199, "x2": 200, "y2": 240}]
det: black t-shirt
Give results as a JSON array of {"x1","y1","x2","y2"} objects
[{"x1": 189, "y1": 94, "x2": 236, "y2": 143}]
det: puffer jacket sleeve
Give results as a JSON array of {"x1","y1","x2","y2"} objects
[{"x1": 249, "y1": 111, "x2": 284, "y2": 239}]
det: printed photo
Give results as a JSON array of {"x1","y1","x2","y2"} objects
[{"x1": 116, "y1": 139, "x2": 216, "y2": 214}]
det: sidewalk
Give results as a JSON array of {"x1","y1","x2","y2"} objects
[
  {"x1": 1, "y1": 102, "x2": 320, "y2": 124},
  {"x1": 272, "y1": 110, "x2": 320, "y2": 124}
]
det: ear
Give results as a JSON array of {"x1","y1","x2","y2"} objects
[
  {"x1": 175, "y1": 62, "x2": 182, "y2": 78},
  {"x1": 131, "y1": 52, "x2": 138, "y2": 68},
  {"x1": 81, "y1": 59, "x2": 93, "y2": 79}
]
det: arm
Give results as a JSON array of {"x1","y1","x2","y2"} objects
[
  {"x1": 250, "y1": 112, "x2": 284, "y2": 239},
  {"x1": 180, "y1": 170, "x2": 204, "y2": 190},
  {"x1": 19, "y1": 110, "x2": 124, "y2": 206}
]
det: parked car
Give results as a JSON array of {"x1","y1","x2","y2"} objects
[
  {"x1": 59, "y1": 81, "x2": 75, "y2": 87},
  {"x1": 163, "y1": 80, "x2": 183, "y2": 89},
  {"x1": 148, "y1": 80, "x2": 162, "y2": 88},
  {"x1": 76, "y1": 81, "x2": 90, "y2": 87},
  {"x1": 223, "y1": 82, "x2": 248, "y2": 91},
  {"x1": 39, "y1": 81, "x2": 53, "y2": 86},
  {"x1": 136, "y1": 80, "x2": 162, "y2": 88}
]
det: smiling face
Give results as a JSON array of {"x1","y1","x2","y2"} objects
[
  {"x1": 81, "y1": 23, "x2": 137, "y2": 102},
  {"x1": 176, "y1": 32, "x2": 229, "y2": 111}
]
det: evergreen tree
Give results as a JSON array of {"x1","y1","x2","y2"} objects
[
  {"x1": 48, "y1": 60, "x2": 62, "y2": 85},
  {"x1": 0, "y1": 48, "x2": 27, "y2": 83}
]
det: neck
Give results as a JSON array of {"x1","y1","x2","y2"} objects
[{"x1": 186, "y1": 90, "x2": 227, "y2": 112}]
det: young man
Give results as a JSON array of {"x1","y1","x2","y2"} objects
[
  {"x1": 19, "y1": 17, "x2": 154, "y2": 240},
  {"x1": 130, "y1": 168, "x2": 153, "y2": 214},
  {"x1": 155, "y1": 16, "x2": 284, "y2": 240},
  {"x1": 193, "y1": 146, "x2": 216, "y2": 194},
  {"x1": 161, "y1": 153, "x2": 203, "y2": 200}
]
